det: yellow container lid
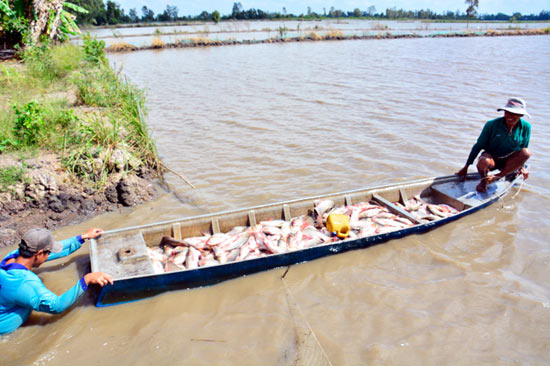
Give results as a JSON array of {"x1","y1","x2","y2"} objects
[{"x1": 326, "y1": 213, "x2": 350, "y2": 239}]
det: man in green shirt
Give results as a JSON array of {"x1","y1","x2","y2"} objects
[{"x1": 456, "y1": 97, "x2": 531, "y2": 192}]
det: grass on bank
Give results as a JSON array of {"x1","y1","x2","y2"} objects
[
  {"x1": 0, "y1": 164, "x2": 29, "y2": 192},
  {"x1": 0, "y1": 35, "x2": 161, "y2": 191}
]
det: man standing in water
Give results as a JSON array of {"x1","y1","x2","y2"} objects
[
  {"x1": 0, "y1": 227, "x2": 113, "y2": 336},
  {"x1": 456, "y1": 97, "x2": 531, "y2": 192}
]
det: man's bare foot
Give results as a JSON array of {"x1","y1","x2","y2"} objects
[{"x1": 476, "y1": 179, "x2": 488, "y2": 193}]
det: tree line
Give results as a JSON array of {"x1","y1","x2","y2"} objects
[{"x1": 70, "y1": 1, "x2": 550, "y2": 26}]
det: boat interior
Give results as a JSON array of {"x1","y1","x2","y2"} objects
[{"x1": 91, "y1": 174, "x2": 514, "y2": 280}]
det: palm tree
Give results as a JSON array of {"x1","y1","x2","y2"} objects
[{"x1": 465, "y1": 0, "x2": 479, "y2": 28}]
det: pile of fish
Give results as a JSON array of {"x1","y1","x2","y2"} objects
[
  {"x1": 393, "y1": 195, "x2": 459, "y2": 222},
  {"x1": 147, "y1": 196, "x2": 459, "y2": 273}
]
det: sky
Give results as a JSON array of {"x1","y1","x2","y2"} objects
[{"x1": 114, "y1": 1, "x2": 549, "y2": 17}]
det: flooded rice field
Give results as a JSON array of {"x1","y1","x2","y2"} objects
[
  {"x1": 85, "y1": 19, "x2": 550, "y2": 47},
  {"x1": 1, "y1": 31, "x2": 550, "y2": 365}
]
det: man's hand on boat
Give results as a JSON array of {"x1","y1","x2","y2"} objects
[
  {"x1": 81, "y1": 227, "x2": 104, "y2": 240},
  {"x1": 84, "y1": 272, "x2": 114, "y2": 287},
  {"x1": 81, "y1": 228, "x2": 112, "y2": 286},
  {"x1": 455, "y1": 165, "x2": 469, "y2": 181}
]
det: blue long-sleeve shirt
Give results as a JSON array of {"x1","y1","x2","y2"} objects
[{"x1": 0, "y1": 236, "x2": 88, "y2": 335}]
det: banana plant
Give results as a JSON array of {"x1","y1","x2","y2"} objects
[
  {"x1": 43, "y1": 1, "x2": 88, "y2": 41},
  {"x1": 2, "y1": 0, "x2": 89, "y2": 46},
  {"x1": 58, "y1": 2, "x2": 88, "y2": 39},
  {"x1": 0, "y1": 0, "x2": 28, "y2": 42},
  {"x1": 0, "y1": 0, "x2": 16, "y2": 17},
  {"x1": 0, "y1": 0, "x2": 89, "y2": 44}
]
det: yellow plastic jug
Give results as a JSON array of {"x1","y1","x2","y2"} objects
[{"x1": 326, "y1": 213, "x2": 350, "y2": 239}]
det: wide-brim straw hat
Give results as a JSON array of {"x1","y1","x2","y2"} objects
[{"x1": 497, "y1": 97, "x2": 530, "y2": 118}]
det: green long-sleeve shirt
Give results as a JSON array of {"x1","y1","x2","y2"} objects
[{"x1": 466, "y1": 117, "x2": 531, "y2": 166}]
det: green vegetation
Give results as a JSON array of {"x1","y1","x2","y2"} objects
[
  {"x1": 0, "y1": 0, "x2": 29, "y2": 47},
  {"x1": 0, "y1": 37, "x2": 161, "y2": 189},
  {"x1": 81, "y1": 32, "x2": 107, "y2": 63},
  {"x1": 12, "y1": 101, "x2": 46, "y2": 147},
  {"x1": 0, "y1": 164, "x2": 28, "y2": 192},
  {"x1": 212, "y1": 10, "x2": 220, "y2": 24},
  {"x1": 0, "y1": 0, "x2": 88, "y2": 47}
]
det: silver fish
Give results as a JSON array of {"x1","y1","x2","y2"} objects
[
  {"x1": 314, "y1": 199, "x2": 335, "y2": 218},
  {"x1": 185, "y1": 247, "x2": 201, "y2": 269},
  {"x1": 427, "y1": 204, "x2": 449, "y2": 218},
  {"x1": 220, "y1": 232, "x2": 250, "y2": 251},
  {"x1": 171, "y1": 247, "x2": 189, "y2": 266},
  {"x1": 206, "y1": 233, "x2": 230, "y2": 247}
]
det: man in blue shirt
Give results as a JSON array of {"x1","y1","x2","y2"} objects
[{"x1": 0, "y1": 227, "x2": 113, "y2": 336}]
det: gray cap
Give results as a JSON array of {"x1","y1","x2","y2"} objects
[
  {"x1": 497, "y1": 97, "x2": 530, "y2": 118},
  {"x1": 20, "y1": 228, "x2": 63, "y2": 253}
]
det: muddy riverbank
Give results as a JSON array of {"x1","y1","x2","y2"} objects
[
  {"x1": 0, "y1": 152, "x2": 158, "y2": 247},
  {"x1": 0, "y1": 41, "x2": 162, "y2": 248}
]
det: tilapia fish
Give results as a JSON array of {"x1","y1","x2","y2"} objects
[{"x1": 148, "y1": 196, "x2": 458, "y2": 273}]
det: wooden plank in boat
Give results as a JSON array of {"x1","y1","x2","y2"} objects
[{"x1": 372, "y1": 193, "x2": 421, "y2": 224}]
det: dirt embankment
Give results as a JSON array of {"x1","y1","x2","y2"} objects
[
  {"x1": 106, "y1": 28, "x2": 550, "y2": 53},
  {"x1": 1, "y1": 50, "x2": 163, "y2": 249},
  {"x1": 0, "y1": 153, "x2": 158, "y2": 248}
]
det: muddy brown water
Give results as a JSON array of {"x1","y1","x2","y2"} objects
[{"x1": 2, "y1": 35, "x2": 550, "y2": 365}]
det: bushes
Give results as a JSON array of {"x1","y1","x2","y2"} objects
[
  {"x1": 1, "y1": 100, "x2": 46, "y2": 151},
  {"x1": 81, "y1": 32, "x2": 107, "y2": 64},
  {"x1": 12, "y1": 100, "x2": 45, "y2": 147},
  {"x1": 22, "y1": 41, "x2": 83, "y2": 81},
  {"x1": 0, "y1": 100, "x2": 80, "y2": 152},
  {"x1": 1, "y1": 36, "x2": 161, "y2": 188}
]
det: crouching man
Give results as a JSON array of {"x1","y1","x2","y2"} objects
[{"x1": 456, "y1": 97, "x2": 531, "y2": 192}]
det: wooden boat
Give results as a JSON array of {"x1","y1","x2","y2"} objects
[{"x1": 89, "y1": 172, "x2": 523, "y2": 306}]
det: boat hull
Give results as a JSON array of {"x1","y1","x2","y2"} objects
[{"x1": 91, "y1": 173, "x2": 521, "y2": 306}]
